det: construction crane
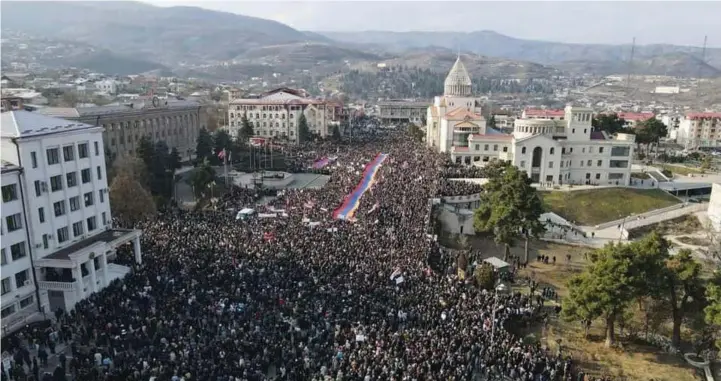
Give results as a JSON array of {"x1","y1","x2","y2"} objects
[
  {"x1": 697, "y1": 35, "x2": 708, "y2": 98},
  {"x1": 625, "y1": 37, "x2": 636, "y2": 96}
]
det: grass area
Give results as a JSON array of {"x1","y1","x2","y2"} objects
[
  {"x1": 540, "y1": 188, "x2": 680, "y2": 226},
  {"x1": 658, "y1": 163, "x2": 705, "y2": 176},
  {"x1": 514, "y1": 244, "x2": 699, "y2": 381},
  {"x1": 631, "y1": 172, "x2": 651, "y2": 180},
  {"x1": 627, "y1": 214, "x2": 702, "y2": 239}
]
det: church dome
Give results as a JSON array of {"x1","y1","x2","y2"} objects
[{"x1": 444, "y1": 56, "x2": 472, "y2": 97}]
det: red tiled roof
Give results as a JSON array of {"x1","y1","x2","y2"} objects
[
  {"x1": 524, "y1": 109, "x2": 565, "y2": 117},
  {"x1": 445, "y1": 108, "x2": 482, "y2": 120},
  {"x1": 686, "y1": 112, "x2": 721, "y2": 120},
  {"x1": 615, "y1": 112, "x2": 654, "y2": 121}
]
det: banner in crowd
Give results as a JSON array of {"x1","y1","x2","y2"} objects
[
  {"x1": 333, "y1": 153, "x2": 388, "y2": 221},
  {"x1": 312, "y1": 156, "x2": 338, "y2": 169}
]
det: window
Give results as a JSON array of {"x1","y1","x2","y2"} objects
[
  {"x1": 611, "y1": 146, "x2": 630, "y2": 156},
  {"x1": 597, "y1": 160, "x2": 602, "y2": 167},
  {"x1": 72, "y1": 221, "x2": 84, "y2": 237},
  {"x1": 66, "y1": 172, "x2": 78, "y2": 188},
  {"x1": 53, "y1": 200, "x2": 66, "y2": 217},
  {"x1": 503, "y1": 146, "x2": 508, "y2": 153},
  {"x1": 609, "y1": 173, "x2": 624, "y2": 180},
  {"x1": 599, "y1": 147, "x2": 604, "y2": 154},
  {"x1": 94, "y1": 141, "x2": 99, "y2": 156},
  {"x1": 5, "y1": 213, "x2": 22, "y2": 232},
  {"x1": 38, "y1": 207, "x2": 45, "y2": 223},
  {"x1": 31, "y1": 152, "x2": 37, "y2": 168},
  {"x1": 484, "y1": 144, "x2": 489, "y2": 151},
  {"x1": 81, "y1": 169, "x2": 91, "y2": 183},
  {"x1": 84, "y1": 192, "x2": 94, "y2": 207},
  {"x1": 609, "y1": 160, "x2": 629, "y2": 168},
  {"x1": 1, "y1": 278, "x2": 11, "y2": 295},
  {"x1": 47, "y1": 148, "x2": 60, "y2": 165},
  {"x1": 57, "y1": 226, "x2": 69, "y2": 243},
  {"x1": 2, "y1": 184, "x2": 18, "y2": 202},
  {"x1": 521, "y1": 147, "x2": 526, "y2": 154},
  {"x1": 1, "y1": 306, "x2": 15, "y2": 318},
  {"x1": 569, "y1": 148, "x2": 573, "y2": 153},
  {"x1": 580, "y1": 161, "x2": 584, "y2": 167},
  {"x1": 19, "y1": 295, "x2": 34, "y2": 309},
  {"x1": 548, "y1": 161, "x2": 554, "y2": 168},
  {"x1": 15, "y1": 269, "x2": 29, "y2": 288},
  {"x1": 562, "y1": 148, "x2": 566, "y2": 154},
  {"x1": 474, "y1": 144, "x2": 479, "y2": 150},
  {"x1": 69, "y1": 196, "x2": 80, "y2": 212},
  {"x1": 62, "y1": 145, "x2": 75, "y2": 162},
  {"x1": 520, "y1": 161, "x2": 526, "y2": 168},
  {"x1": 584, "y1": 129, "x2": 587, "y2": 134},
  {"x1": 595, "y1": 173, "x2": 601, "y2": 180},
  {"x1": 493, "y1": 145, "x2": 498, "y2": 151},
  {"x1": 96, "y1": 166, "x2": 102, "y2": 180},
  {"x1": 10, "y1": 242, "x2": 26, "y2": 261},
  {"x1": 582, "y1": 148, "x2": 585, "y2": 153},
  {"x1": 99, "y1": 189, "x2": 105, "y2": 203},
  {"x1": 572, "y1": 129, "x2": 576, "y2": 134},
  {"x1": 587, "y1": 160, "x2": 592, "y2": 166},
  {"x1": 42, "y1": 234, "x2": 49, "y2": 249},
  {"x1": 50, "y1": 175, "x2": 63, "y2": 192},
  {"x1": 589, "y1": 147, "x2": 594, "y2": 154},
  {"x1": 34, "y1": 180, "x2": 42, "y2": 196},
  {"x1": 78, "y1": 143, "x2": 89, "y2": 158},
  {"x1": 102, "y1": 212, "x2": 107, "y2": 226},
  {"x1": 87, "y1": 216, "x2": 97, "y2": 232}
]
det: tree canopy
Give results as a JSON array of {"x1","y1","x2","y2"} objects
[
  {"x1": 592, "y1": 113, "x2": 630, "y2": 135},
  {"x1": 635, "y1": 118, "x2": 668, "y2": 146},
  {"x1": 109, "y1": 172, "x2": 156, "y2": 226},
  {"x1": 239, "y1": 112, "x2": 255, "y2": 143},
  {"x1": 473, "y1": 160, "x2": 545, "y2": 262},
  {"x1": 195, "y1": 127, "x2": 213, "y2": 164}
]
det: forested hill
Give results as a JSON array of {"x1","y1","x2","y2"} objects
[{"x1": 333, "y1": 66, "x2": 558, "y2": 100}]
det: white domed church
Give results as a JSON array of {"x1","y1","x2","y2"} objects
[{"x1": 426, "y1": 55, "x2": 636, "y2": 186}]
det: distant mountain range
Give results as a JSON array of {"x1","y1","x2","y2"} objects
[
  {"x1": 318, "y1": 31, "x2": 721, "y2": 78},
  {"x1": 1, "y1": 1, "x2": 719, "y2": 79}
]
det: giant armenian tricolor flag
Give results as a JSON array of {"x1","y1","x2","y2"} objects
[{"x1": 333, "y1": 153, "x2": 388, "y2": 221}]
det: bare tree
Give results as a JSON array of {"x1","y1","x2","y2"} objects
[{"x1": 109, "y1": 172, "x2": 156, "y2": 226}]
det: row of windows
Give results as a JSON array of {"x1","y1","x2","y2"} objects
[
  {"x1": 1, "y1": 295, "x2": 34, "y2": 319},
  {"x1": 55, "y1": 215, "x2": 103, "y2": 245},
  {"x1": 0, "y1": 241, "x2": 27, "y2": 265},
  {"x1": 233, "y1": 105, "x2": 304, "y2": 111},
  {"x1": 109, "y1": 127, "x2": 192, "y2": 147},
  {"x1": 517, "y1": 159, "x2": 629, "y2": 169},
  {"x1": 472, "y1": 144, "x2": 508, "y2": 153},
  {"x1": 50, "y1": 191, "x2": 102, "y2": 218},
  {"x1": 104, "y1": 114, "x2": 195, "y2": 131},
  {"x1": 1, "y1": 270, "x2": 30, "y2": 296},
  {"x1": 42, "y1": 142, "x2": 98, "y2": 167},
  {"x1": 38, "y1": 167, "x2": 103, "y2": 195}
]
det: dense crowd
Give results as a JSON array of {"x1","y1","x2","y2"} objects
[{"x1": 3, "y1": 132, "x2": 610, "y2": 381}]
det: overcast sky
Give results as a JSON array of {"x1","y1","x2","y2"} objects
[{"x1": 143, "y1": 1, "x2": 721, "y2": 48}]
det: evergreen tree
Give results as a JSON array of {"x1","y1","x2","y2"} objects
[
  {"x1": 331, "y1": 125, "x2": 341, "y2": 142},
  {"x1": 473, "y1": 160, "x2": 545, "y2": 262},
  {"x1": 239, "y1": 112, "x2": 255, "y2": 143},
  {"x1": 487, "y1": 115, "x2": 497, "y2": 130},
  {"x1": 189, "y1": 158, "x2": 216, "y2": 198},
  {"x1": 592, "y1": 113, "x2": 630, "y2": 135},
  {"x1": 168, "y1": 147, "x2": 182, "y2": 172},
  {"x1": 136, "y1": 135, "x2": 154, "y2": 169},
  {"x1": 195, "y1": 128, "x2": 213, "y2": 164},
  {"x1": 663, "y1": 248, "x2": 704, "y2": 347},
  {"x1": 298, "y1": 113, "x2": 311, "y2": 143},
  {"x1": 705, "y1": 281, "x2": 721, "y2": 351}
]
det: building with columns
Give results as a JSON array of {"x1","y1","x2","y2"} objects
[
  {"x1": 35, "y1": 98, "x2": 207, "y2": 162},
  {"x1": 227, "y1": 88, "x2": 333, "y2": 142},
  {"x1": 426, "y1": 56, "x2": 636, "y2": 186},
  {"x1": 1, "y1": 111, "x2": 142, "y2": 335}
]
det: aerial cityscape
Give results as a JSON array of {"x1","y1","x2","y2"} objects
[{"x1": 1, "y1": 1, "x2": 721, "y2": 381}]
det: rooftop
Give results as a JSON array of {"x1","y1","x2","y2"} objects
[
  {"x1": 1, "y1": 160, "x2": 20, "y2": 174},
  {"x1": 524, "y1": 109, "x2": 565, "y2": 117},
  {"x1": 44, "y1": 229, "x2": 139, "y2": 261},
  {"x1": 1, "y1": 111, "x2": 99, "y2": 138},
  {"x1": 615, "y1": 112, "x2": 655, "y2": 121},
  {"x1": 686, "y1": 112, "x2": 721, "y2": 120}
]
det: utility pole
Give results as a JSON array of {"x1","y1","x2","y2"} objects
[{"x1": 625, "y1": 37, "x2": 636, "y2": 96}]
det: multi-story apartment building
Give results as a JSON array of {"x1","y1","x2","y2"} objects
[
  {"x1": 36, "y1": 98, "x2": 207, "y2": 162},
  {"x1": 377, "y1": 101, "x2": 429, "y2": 125},
  {"x1": 1, "y1": 163, "x2": 37, "y2": 332},
  {"x1": 1, "y1": 111, "x2": 143, "y2": 335},
  {"x1": 427, "y1": 56, "x2": 636, "y2": 186},
  {"x1": 227, "y1": 88, "x2": 332, "y2": 141},
  {"x1": 677, "y1": 112, "x2": 721, "y2": 149},
  {"x1": 661, "y1": 114, "x2": 683, "y2": 140}
]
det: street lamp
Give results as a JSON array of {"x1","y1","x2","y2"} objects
[{"x1": 491, "y1": 282, "x2": 508, "y2": 344}]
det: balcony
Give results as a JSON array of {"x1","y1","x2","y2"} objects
[{"x1": 38, "y1": 264, "x2": 130, "y2": 292}]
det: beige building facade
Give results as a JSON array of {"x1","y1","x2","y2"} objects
[
  {"x1": 227, "y1": 88, "x2": 331, "y2": 142},
  {"x1": 377, "y1": 101, "x2": 429, "y2": 125},
  {"x1": 37, "y1": 98, "x2": 206, "y2": 162}
]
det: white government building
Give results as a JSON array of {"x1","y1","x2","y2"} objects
[
  {"x1": 1, "y1": 111, "x2": 142, "y2": 335},
  {"x1": 426, "y1": 56, "x2": 636, "y2": 186}
]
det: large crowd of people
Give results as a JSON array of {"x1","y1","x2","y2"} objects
[{"x1": 4, "y1": 131, "x2": 610, "y2": 381}]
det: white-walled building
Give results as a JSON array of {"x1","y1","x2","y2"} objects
[
  {"x1": 1, "y1": 163, "x2": 38, "y2": 332},
  {"x1": 427, "y1": 56, "x2": 636, "y2": 186},
  {"x1": 1, "y1": 111, "x2": 142, "y2": 335},
  {"x1": 677, "y1": 112, "x2": 721, "y2": 149},
  {"x1": 227, "y1": 88, "x2": 332, "y2": 142},
  {"x1": 93, "y1": 79, "x2": 118, "y2": 94}
]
